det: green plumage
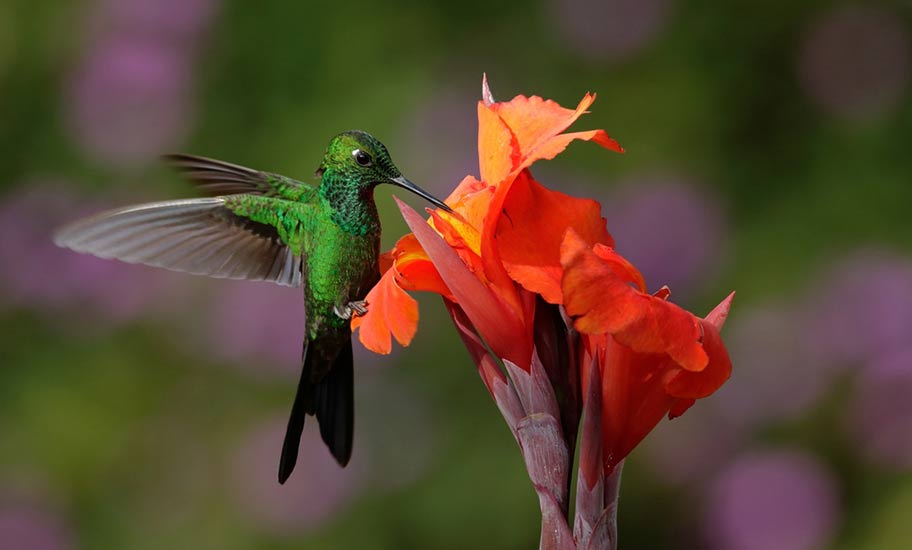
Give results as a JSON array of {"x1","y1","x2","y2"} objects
[{"x1": 54, "y1": 130, "x2": 452, "y2": 484}]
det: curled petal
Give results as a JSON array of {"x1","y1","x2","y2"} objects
[
  {"x1": 592, "y1": 244, "x2": 646, "y2": 292},
  {"x1": 497, "y1": 175, "x2": 613, "y2": 303},
  {"x1": 560, "y1": 229, "x2": 709, "y2": 372},
  {"x1": 393, "y1": 234, "x2": 453, "y2": 298},
  {"x1": 428, "y1": 210, "x2": 484, "y2": 273},
  {"x1": 431, "y1": 176, "x2": 494, "y2": 255},
  {"x1": 664, "y1": 317, "x2": 733, "y2": 399}
]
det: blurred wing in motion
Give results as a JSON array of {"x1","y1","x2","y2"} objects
[
  {"x1": 164, "y1": 154, "x2": 314, "y2": 199},
  {"x1": 54, "y1": 198, "x2": 302, "y2": 287}
]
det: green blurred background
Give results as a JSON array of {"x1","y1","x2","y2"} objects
[{"x1": 2, "y1": 0, "x2": 911, "y2": 548}]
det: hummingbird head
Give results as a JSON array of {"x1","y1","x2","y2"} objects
[{"x1": 317, "y1": 130, "x2": 452, "y2": 213}]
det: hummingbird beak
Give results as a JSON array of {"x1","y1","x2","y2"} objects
[{"x1": 389, "y1": 176, "x2": 454, "y2": 214}]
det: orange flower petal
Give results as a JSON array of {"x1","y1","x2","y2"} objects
[
  {"x1": 439, "y1": 175, "x2": 491, "y2": 255},
  {"x1": 591, "y1": 244, "x2": 647, "y2": 292},
  {"x1": 477, "y1": 101, "x2": 517, "y2": 187},
  {"x1": 496, "y1": 174, "x2": 613, "y2": 303},
  {"x1": 353, "y1": 234, "x2": 451, "y2": 354},
  {"x1": 491, "y1": 93, "x2": 597, "y2": 160},
  {"x1": 599, "y1": 337, "x2": 678, "y2": 473},
  {"x1": 429, "y1": 210, "x2": 484, "y2": 269},
  {"x1": 664, "y1": 301, "x2": 735, "y2": 399},
  {"x1": 489, "y1": 92, "x2": 624, "y2": 173},
  {"x1": 397, "y1": 254, "x2": 453, "y2": 299},
  {"x1": 477, "y1": 90, "x2": 622, "y2": 234},
  {"x1": 352, "y1": 268, "x2": 418, "y2": 354},
  {"x1": 560, "y1": 229, "x2": 709, "y2": 372},
  {"x1": 398, "y1": 197, "x2": 531, "y2": 368},
  {"x1": 518, "y1": 129, "x2": 624, "y2": 175},
  {"x1": 474, "y1": 91, "x2": 622, "y2": 315}
]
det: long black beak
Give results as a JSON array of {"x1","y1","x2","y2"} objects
[{"x1": 390, "y1": 176, "x2": 454, "y2": 214}]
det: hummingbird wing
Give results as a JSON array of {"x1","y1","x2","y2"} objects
[
  {"x1": 163, "y1": 154, "x2": 314, "y2": 200},
  {"x1": 54, "y1": 198, "x2": 303, "y2": 287}
]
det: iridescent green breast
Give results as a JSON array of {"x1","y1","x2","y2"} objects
[{"x1": 302, "y1": 201, "x2": 381, "y2": 337}]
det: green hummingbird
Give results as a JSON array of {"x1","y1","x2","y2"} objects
[{"x1": 54, "y1": 130, "x2": 452, "y2": 483}]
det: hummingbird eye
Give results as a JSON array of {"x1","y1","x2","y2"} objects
[{"x1": 352, "y1": 149, "x2": 373, "y2": 167}]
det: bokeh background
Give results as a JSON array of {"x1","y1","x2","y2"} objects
[{"x1": 2, "y1": 0, "x2": 911, "y2": 548}]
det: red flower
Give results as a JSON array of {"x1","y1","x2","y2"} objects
[
  {"x1": 354, "y1": 76, "x2": 622, "y2": 370},
  {"x1": 353, "y1": 76, "x2": 734, "y2": 550},
  {"x1": 561, "y1": 227, "x2": 734, "y2": 475}
]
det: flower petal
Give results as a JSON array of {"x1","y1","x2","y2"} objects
[
  {"x1": 664, "y1": 317, "x2": 733, "y2": 399},
  {"x1": 491, "y1": 93, "x2": 596, "y2": 160},
  {"x1": 437, "y1": 175, "x2": 491, "y2": 257},
  {"x1": 705, "y1": 291, "x2": 736, "y2": 330},
  {"x1": 592, "y1": 244, "x2": 646, "y2": 292},
  {"x1": 353, "y1": 234, "x2": 454, "y2": 354},
  {"x1": 668, "y1": 398, "x2": 695, "y2": 419},
  {"x1": 496, "y1": 175, "x2": 613, "y2": 303},
  {"x1": 392, "y1": 233, "x2": 453, "y2": 298},
  {"x1": 477, "y1": 101, "x2": 518, "y2": 188},
  {"x1": 352, "y1": 267, "x2": 418, "y2": 354},
  {"x1": 560, "y1": 229, "x2": 709, "y2": 372},
  {"x1": 600, "y1": 337, "x2": 678, "y2": 473},
  {"x1": 397, "y1": 197, "x2": 531, "y2": 367},
  {"x1": 489, "y1": 93, "x2": 624, "y2": 171}
]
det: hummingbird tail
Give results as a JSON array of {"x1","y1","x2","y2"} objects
[
  {"x1": 278, "y1": 338, "x2": 354, "y2": 484},
  {"x1": 314, "y1": 339, "x2": 354, "y2": 467}
]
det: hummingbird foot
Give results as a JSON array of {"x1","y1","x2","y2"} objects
[{"x1": 334, "y1": 300, "x2": 369, "y2": 320}]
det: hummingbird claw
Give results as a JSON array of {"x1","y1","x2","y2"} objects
[{"x1": 334, "y1": 300, "x2": 369, "y2": 320}]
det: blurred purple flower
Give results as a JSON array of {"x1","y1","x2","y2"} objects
[
  {"x1": 549, "y1": 0, "x2": 674, "y2": 61},
  {"x1": 230, "y1": 418, "x2": 367, "y2": 535},
  {"x1": 602, "y1": 176, "x2": 728, "y2": 295},
  {"x1": 66, "y1": 38, "x2": 193, "y2": 166},
  {"x1": 714, "y1": 304, "x2": 833, "y2": 428},
  {"x1": 0, "y1": 501, "x2": 74, "y2": 550},
  {"x1": 798, "y1": 5, "x2": 910, "y2": 120},
  {"x1": 805, "y1": 249, "x2": 912, "y2": 368},
  {"x1": 92, "y1": 0, "x2": 218, "y2": 45},
  {"x1": 704, "y1": 450, "x2": 840, "y2": 550},
  {"x1": 0, "y1": 185, "x2": 188, "y2": 321},
  {"x1": 848, "y1": 346, "x2": 912, "y2": 470}
]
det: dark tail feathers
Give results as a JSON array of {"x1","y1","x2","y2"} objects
[{"x1": 278, "y1": 338, "x2": 354, "y2": 484}]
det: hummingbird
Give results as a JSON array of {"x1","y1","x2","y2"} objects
[{"x1": 54, "y1": 130, "x2": 452, "y2": 483}]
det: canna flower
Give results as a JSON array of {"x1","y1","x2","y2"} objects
[
  {"x1": 353, "y1": 76, "x2": 734, "y2": 550},
  {"x1": 353, "y1": 76, "x2": 622, "y2": 368}
]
